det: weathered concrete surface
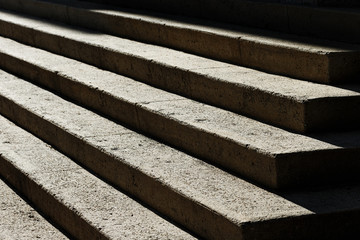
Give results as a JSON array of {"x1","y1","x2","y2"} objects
[
  {"x1": 1, "y1": 90, "x2": 360, "y2": 239},
  {"x1": 0, "y1": 117, "x2": 195, "y2": 240},
  {"x1": 0, "y1": 69, "x2": 360, "y2": 189},
  {"x1": 0, "y1": 179, "x2": 68, "y2": 240},
  {"x1": 62, "y1": 0, "x2": 360, "y2": 43},
  {"x1": 0, "y1": 0, "x2": 359, "y2": 82},
  {"x1": 1, "y1": 33, "x2": 360, "y2": 133},
  {"x1": 0, "y1": 7, "x2": 359, "y2": 85}
]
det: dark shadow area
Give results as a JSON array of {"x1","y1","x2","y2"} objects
[
  {"x1": 0, "y1": 10, "x2": 103, "y2": 36},
  {"x1": 306, "y1": 128, "x2": 360, "y2": 148},
  {"x1": 40, "y1": 0, "x2": 360, "y2": 50},
  {"x1": 277, "y1": 182, "x2": 360, "y2": 214}
]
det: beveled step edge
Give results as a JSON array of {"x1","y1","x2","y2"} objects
[
  {"x1": 0, "y1": 116, "x2": 196, "y2": 240},
  {"x1": 79, "y1": 0, "x2": 360, "y2": 44},
  {"x1": 1, "y1": 72, "x2": 360, "y2": 239},
  {"x1": 1, "y1": 11, "x2": 360, "y2": 134},
  {"x1": 1, "y1": 0, "x2": 360, "y2": 82},
  {"x1": 0, "y1": 178, "x2": 69, "y2": 239}
]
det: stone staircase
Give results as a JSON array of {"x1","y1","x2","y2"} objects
[{"x1": 0, "y1": 0, "x2": 360, "y2": 239}]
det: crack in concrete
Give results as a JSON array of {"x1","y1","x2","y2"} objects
[{"x1": 138, "y1": 98, "x2": 186, "y2": 105}]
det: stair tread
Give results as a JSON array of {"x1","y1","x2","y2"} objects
[
  {"x1": 1, "y1": 2, "x2": 360, "y2": 83},
  {"x1": 1, "y1": 34, "x2": 358, "y2": 101},
  {"x1": 0, "y1": 179, "x2": 68, "y2": 240},
  {"x1": 0, "y1": 14, "x2": 360, "y2": 132},
  {"x1": 1, "y1": 1, "x2": 360, "y2": 239},
  {"x1": 0, "y1": 38, "x2": 358, "y2": 153},
  {"x1": 1, "y1": 42, "x2": 360, "y2": 187},
  {"x1": 30, "y1": 0, "x2": 360, "y2": 44},
  {"x1": 0, "y1": 116, "x2": 195, "y2": 240},
  {"x1": 1, "y1": 71, "x2": 360, "y2": 238},
  {"x1": 35, "y1": 0, "x2": 360, "y2": 53}
]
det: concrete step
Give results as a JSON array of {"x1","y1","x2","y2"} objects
[
  {"x1": 1, "y1": 67, "x2": 360, "y2": 189},
  {"x1": 0, "y1": 117, "x2": 196, "y2": 240},
  {"x1": 1, "y1": 35, "x2": 360, "y2": 135},
  {"x1": 1, "y1": 73, "x2": 360, "y2": 239},
  {"x1": 0, "y1": 178, "x2": 69, "y2": 239},
  {"x1": 77, "y1": 0, "x2": 360, "y2": 43},
  {"x1": 0, "y1": 0, "x2": 360, "y2": 83},
  {"x1": 0, "y1": 12, "x2": 360, "y2": 133}
]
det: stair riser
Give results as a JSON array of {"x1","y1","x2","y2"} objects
[
  {"x1": 1, "y1": 0, "x2": 358, "y2": 83},
  {"x1": 0, "y1": 155, "x2": 107, "y2": 240},
  {"x1": 79, "y1": 0, "x2": 360, "y2": 43},
  {"x1": 0, "y1": 19, "x2": 315, "y2": 133},
  {"x1": 1, "y1": 12, "x2": 360, "y2": 133},
  {"x1": 242, "y1": 212, "x2": 360, "y2": 240},
  {"x1": 0, "y1": 179, "x2": 68, "y2": 239},
  {"x1": 3, "y1": 98, "x2": 360, "y2": 240},
  {"x1": 2, "y1": 48, "x2": 360, "y2": 189},
  {"x1": 2, "y1": 77, "x2": 360, "y2": 240},
  {"x1": 0, "y1": 92, "x2": 243, "y2": 240},
  {"x1": 0, "y1": 114, "x2": 197, "y2": 239}
]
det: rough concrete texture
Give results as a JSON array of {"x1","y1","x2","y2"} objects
[
  {"x1": 0, "y1": 34, "x2": 360, "y2": 133},
  {"x1": 0, "y1": 68, "x2": 360, "y2": 187},
  {"x1": 1, "y1": 80, "x2": 360, "y2": 239},
  {"x1": 0, "y1": 0, "x2": 359, "y2": 82},
  {"x1": 0, "y1": 7, "x2": 359, "y2": 84},
  {"x1": 0, "y1": 179, "x2": 68, "y2": 240},
  {"x1": 0, "y1": 117, "x2": 195, "y2": 240},
  {"x1": 59, "y1": 0, "x2": 360, "y2": 44},
  {"x1": 0, "y1": 39, "x2": 360, "y2": 187}
]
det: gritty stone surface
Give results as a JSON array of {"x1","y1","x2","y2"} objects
[
  {"x1": 0, "y1": 179, "x2": 68, "y2": 240},
  {"x1": 0, "y1": 1, "x2": 359, "y2": 239},
  {"x1": 0, "y1": 6, "x2": 359, "y2": 86},
  {"x1": 1, "y1": 94, "x2": 360, "y2": 239},
  {"x1": 0, "y1": 117, "x2": 195, "y2": 240},
  {"x1": 0, "y1": 53, "x2": 357, "y2": 153},
  {"x1": 0, "y1": 8, "x2": 359, "y2": 132},
  {"x1": 0, "y1": 69, "x2": 360, "y2": 189},
  {"x1": 0, "y1": 36, "x2": 359, "y2": 133}
]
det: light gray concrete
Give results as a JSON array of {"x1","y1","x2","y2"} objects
[
  {"x1": 0, "y1": 29, "x2": 360, "y2": 133},
  {"x1": 0, "y1": 0, "x2": 359, "y2": 82},
  {"x1": 1, "y1": 81, "x2": 360, "y2": 239},
  {"x1": 0, "y1": 69, "x2": 360, "y2": 188},
  {"x1": 0, "y1": 179, "x2": 68, "y2": 240},
  {"x1": 0, "y1": 37, "x2": 360, "y2": 188},
  {"x1": 0, "y1": 117, "x2": 195, "y2": 240},
  {"x1": 0, "y1": 7, "x2": 359, "y2": 85}
]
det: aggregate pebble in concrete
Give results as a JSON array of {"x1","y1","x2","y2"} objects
[
  {"x1": 0, "y1": 179, "x2": 68, "y2": 240},
  {"x1": 1, "y1": 36, "x2": 360, "y2": 133},
  {"x1": 0, "y1": 117, "x2": 195, "y2": 240}
]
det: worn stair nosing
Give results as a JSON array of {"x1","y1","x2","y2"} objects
[
  {"x1": 1, "y1": 73, "x2": 360, "y2": 239},
  {"x1": 0, "y1": 1, "x2": 360, "y2": 239},
  {"x1": 0, "y1": 116, "x2": 196, "y2": 240},
  {"x1": 0, "y1": 16, "x2": 360, "y2": 133},
  {"x1": 1, "y1": 68, "x2": 360, "y2": 189},
  {"x1": 0, "y1": 178, "x2": 69, "y2": 240},
  {"x1": 67, "y1": 0, "x2": 360, "y2": 43},
  {"x1": 1, "y1": 0, "x2": 360, "y2": 83}
]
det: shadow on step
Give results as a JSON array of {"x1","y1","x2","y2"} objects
[
  {"x1": 278, "y1": 183, "x2": 360, "y2": 214},
  {"x1": 307, "y1": 130, "x2": 360, "y2": 148},
  {"x1": 59, "y1": 0, "x2": 360, "y2": 51}
]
